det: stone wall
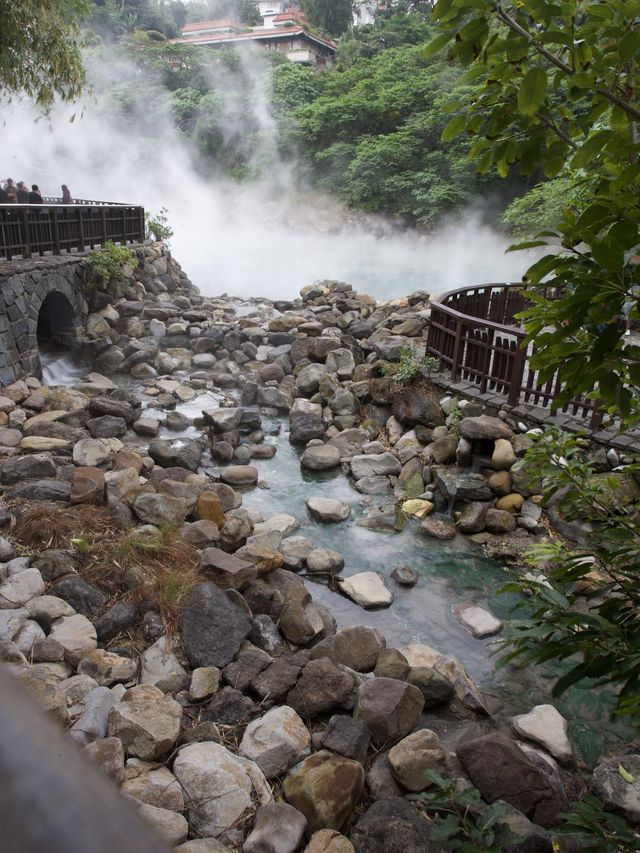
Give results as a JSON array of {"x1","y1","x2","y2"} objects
[{"x1": 0, "y1": 242, "x2": 191, "y2": 386}]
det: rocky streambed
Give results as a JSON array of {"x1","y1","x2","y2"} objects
[{"x1": 0, "y1": 242, "x2": 638, "y2": 851}]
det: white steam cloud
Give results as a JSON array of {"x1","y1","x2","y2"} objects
[{"x1": 1, "y1": 48, "x2": 538, "y2": 301}]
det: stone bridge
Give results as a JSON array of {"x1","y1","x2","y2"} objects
[
  {"x1": 0, "y1": 257, "x2": 88, "y2": 385},
  {"x1": 0, "y1": 243, "x2": 185, "y2": 385}
]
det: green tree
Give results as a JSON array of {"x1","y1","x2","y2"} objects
[
  {"x1": 301, "y1": 0, "x2": 354, "y2": 37},
  {"x1": 426, "y1": 0, "x2": 640, "y2": 421},
  {"x1": 0, "y1": 0, "x2": 89, "y2": 109}
]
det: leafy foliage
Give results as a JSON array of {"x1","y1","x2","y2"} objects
[
  {"x1": 497, "y1": 428, "x2": 640, "y2": 720},
  {"x1": 290, "y1": 20, "x2": 527, "y2": 226},
  {"x1": 0, "y1": 0, "x2": 89, "y2": 109},
  {"x1": 84, "y1": 240, "x2": 136, "y2": 289},
  {"x1": 500, "y1": 172, "x2": 595, "y2": 240},
  {"x1": 89, "y1": 0, "x2": 187, "y2": 40},
  {"x1": 426, "y1": 0, "x2": 640, "y2": 421},
  {"x1": 412, "y1": 770, "x2": 510, "y2": 852},
  {"x1": 556, "y1": 795, "x2": 640, "y2": 852},
  {"x1": 146, "y1": 207, "x2": 174, "y2": 243},
  {"x1": 380, "y1": 347, "x2": 439, "y2": 383}
]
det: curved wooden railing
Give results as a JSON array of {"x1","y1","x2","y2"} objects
[
  {"x1": 0, "y1": 202, "x2": 145, "y2": 260},
  {"x1": 426, "y1": 282, "x2": 603, "y2": 429}
]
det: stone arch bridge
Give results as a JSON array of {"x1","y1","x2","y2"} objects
[{"x1": 0, "y1": 257, "x2": 87, "y2": 385}]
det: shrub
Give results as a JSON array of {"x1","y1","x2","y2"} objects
[
  {"x1": 145, "y1": 207, "x2": 174, "y2": 243},
  {"x1": 380, "y1": 347, "x2": 439, "y2": 384},
  {"x1": 84, "y1": 240, "x2": 136, "y2": 290}
]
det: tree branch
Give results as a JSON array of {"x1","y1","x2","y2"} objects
[{"x1": 493, "y1": 2, "x2": 640, "y2": 122}]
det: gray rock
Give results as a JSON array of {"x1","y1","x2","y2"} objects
[
  {"x1": 0, "y1": 568, "x2": 45, "y2": 609},
  {"x1": 355, "y1": 678, "x2": 425, "y2": 746},
  {"x1": 0, "y1": 452, "x2": 56, "y2": 484},
  {"x1": 136, "y1": 803, "x2": 188, "y2": 846},
  {"x1": 140, "y1": 635, "x2": 189, "y2": 693},
  {"x1": 592, "y1": 754, "x2": 640, "y2": 823},
  {"x1": 306, "y1": 497, "x2": 350, "y2": 523},
  {"x1": 320, "y1": 715, "x2": 370, "y2": 764},
  {"x1": 301, "y1": 444, "x2": 341, "y2": 471},
  {"x1": 310, "y1": 626, "x2": 385, "y2": 672},
  {"x1": 244, "y1": 802, "x2": 308, "y2": 853},
  {"x1": 69, "y1": 686, "x2": 117, "y2": 747},
  {"x1": 173, "y1": 741, "x2": 270, "y2": 837},
  {"x1": 338, "y1": 573, "x2": 393, "y2": 609},
  {"x1": 148, "y1": 438, "x2": 202, "y2": 472},
  {"x1": 459, "y1": 415, "x2": 513, "y2": 441},
  {"x1": 306, "y1": 548, "x2": 345, "y2": 575},
  {"x1": 350, "y1": 797, "x2": 431, "y2": 853},
  {"x1": 240, "y1": 705, "x2": 311, "y2": 779},
  {"x1": 350, "y1": 453, "x2": 401, "y2": 479},
  {"x1": 108, "y1": 684, "x2": 182, "y2": 760},
  {"x1": 51, "y1": 575, "x2": 107, "y2": 617},
  {"x1": 178, "y1": 581, "x2": 250, "y2": 668}
]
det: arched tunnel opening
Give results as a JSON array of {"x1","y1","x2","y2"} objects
[{"x1": 37, "y1": 292, "x2": 77, "y2": 348}]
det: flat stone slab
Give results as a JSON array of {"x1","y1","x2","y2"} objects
[
  {"x1": 455, "y1": 603, "x2": 503, "y2": 638},
  {"x1": 338, "y1": 572, "x2": 393, "y2": 609},
  {"x1": 512, "y1": 704, "x2": 573, "y2": 765},
  {"x1": 306, "y1": 498, "x2": 351, "y2": 523}
]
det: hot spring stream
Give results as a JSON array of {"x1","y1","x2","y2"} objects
[{"x1": 41, "y1": 335, "x2": 633, "y2": 771}]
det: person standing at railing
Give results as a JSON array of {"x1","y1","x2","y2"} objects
[
  {"x1": 0, "y1": 186, "x2": 8, "y2": 203},
  {"x1": 3, "y1": 179, "x2": 17, "y2": 202},
  {"x1": 61, "y1": 184, "x2": 73, "y2": 204},
  {"x1": 16, "y1": 182, "x2": 29, "y2": 203},
  {"x1": 28, "y1": 185, "x2": 42, "y2": 204}
]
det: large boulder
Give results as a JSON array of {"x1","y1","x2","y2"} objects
[
  {"x1": 338, "y1": 573, "x2": 393, "y2": 609},
  {"x1": 178, "y1": 582, "x2": 251, "y2": 668},
  {"x1": 148, "y1": 438, "x2": 202, "y2": 472},
  {"x1": 459, "y1": 416, "x2": 513, "y2": 441},
  {"x1": 350, "y1": 798, "x2": 431, "y2": 853},
  {"x1": 287, "y1": 658, "x2": 355, "y2": 718},
  {"x1": 306, "y1": 498, "x2": 351, "y2": 523},
  {"x1": 108, "y1": 684, "x2": 182, "y2": 760},
  {"x1": 173, "y1": 741, "x2": 270, "y2": 837},
  {"x1": 309, "y1": 626, "x2": 385, "y2": 673},
  {"x1": 392, "y1": 389, "x2": 444, "y2": 428},
  {"x1": 284, "y1": 751, "x2": 364, "y2": 833},
  {"x1": 388, "y1": 729, "x2": 447, "y2": 792},
  {"x1": 456, "y1": 733, "x2": 566, "y2": 827},
  {"x1": 240, "y1": 706, "x2": 311, "y2": 779},
  {"x1": 354, "y1": 678, "x2": 425, "y2": 746},
  {"x1": 592, "y1": 754, "x2": 640, "y2": 823}
]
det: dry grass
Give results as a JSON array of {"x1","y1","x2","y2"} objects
[{"x1": 8, "y1": 501, "x2": 205, "y2": 634}]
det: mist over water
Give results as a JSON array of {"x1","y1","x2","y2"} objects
[{"x1": 2, "y1": 49, "x2": 538, "y2": 301}]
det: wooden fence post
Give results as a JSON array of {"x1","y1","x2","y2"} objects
[
  {"x1": 51, "y1": 208, "x2": 60, "y2": 255},
  {"x1": 21, "y1": 208, "x2": 31, "y2": 259},
  {"x1": 451, "y1": 320, "x2": 463, "y2": 382},
  {"x1": 508, "y1": 339, "x2": 526, "y2": 406}
]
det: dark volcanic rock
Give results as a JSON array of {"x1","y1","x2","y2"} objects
[
  {"x1": 202, "y1": 686, "x2": 255, "y2": 726},
  {"x1": 148, "y1": 438, "x2": 203, "y2": 472},
  {"x1": 6, "y1": 479, "x2": 70, "y2": 501},
  {"x1": 87, "y1": 416, "x2": 127, "y2": 439},
  {"x1": 391, "y1": 389, "x2": 444, "y2": 428},
  {"x1": 93, "y1": 602, "x2": 138, "y2": 642},
  {"x1": 456, "y1": 733, "x2": 566, "y2": 828},
  {"x1": 290, "y1": 413, "x2": 325, "y2": 445},
  {"x1": 51, "y1": 576, "x2": 108, "y2": 617},
  {"x1": 178, "y1": 581, "x2": 250, "y2": 668},
  {"x1": 350, "y1": 798, "x2": 431, "y2": 853},
  {"x1": 287, "y1": 658, "x2": 355, "y2": 719},
  {"x1": 0, "y1": 454, "x2": 56, "y2": 485}
]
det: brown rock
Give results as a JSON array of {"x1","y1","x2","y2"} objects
[
  {"x1": 388, "y1": 729, "x2": 447, "y2": 791},
  {"x1": 84, "y1": 737, "x2": 125, "y2": 785},
  {"x1": 305, "y1": 829, "x2": 355, "y2": 852},
  {"x1": 287, "y1": 658, "x2": 355, "y2": 718},
  {"x1": 199, "y1": 546, "x2": 257, "y2": 591},
  {"x1": 284, "y1": 750, "x2": 364, "y2": 833},
  {"x1": 70, "y1": 466, "x2": 107, "y2": 505},
  {"x1": 354, "y1": 678, "x2": 424, "y2": 746},
  {"x1": 196, "y1": 491, "x2": 226, "y2": 527}
]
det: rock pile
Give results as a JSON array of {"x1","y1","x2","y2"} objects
[{"x1": 0, "y1": 267, "x2": 635, "y2": 849}]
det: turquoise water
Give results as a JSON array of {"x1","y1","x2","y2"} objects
[{"x1": 241, "y1": 418, "x2": 635, "y2": 766}]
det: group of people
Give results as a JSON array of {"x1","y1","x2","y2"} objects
[{"x1": 0, "y1": 179, "x2": 73, "y2": 204}]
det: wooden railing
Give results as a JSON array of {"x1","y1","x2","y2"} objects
[
  {"x1": 0, "y1": 203, "x2": 145, "y2": 260},
  {"x1": 426, "y1": 282, "x2": 603, "y2": 429}
]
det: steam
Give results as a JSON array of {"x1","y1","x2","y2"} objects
[{"x1": 1, "y1": 47, "x2": 538, "y2": 301}]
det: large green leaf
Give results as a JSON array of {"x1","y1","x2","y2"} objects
[{"x1": 517, "y1": 67, "x2": 548, "y2": 116}]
